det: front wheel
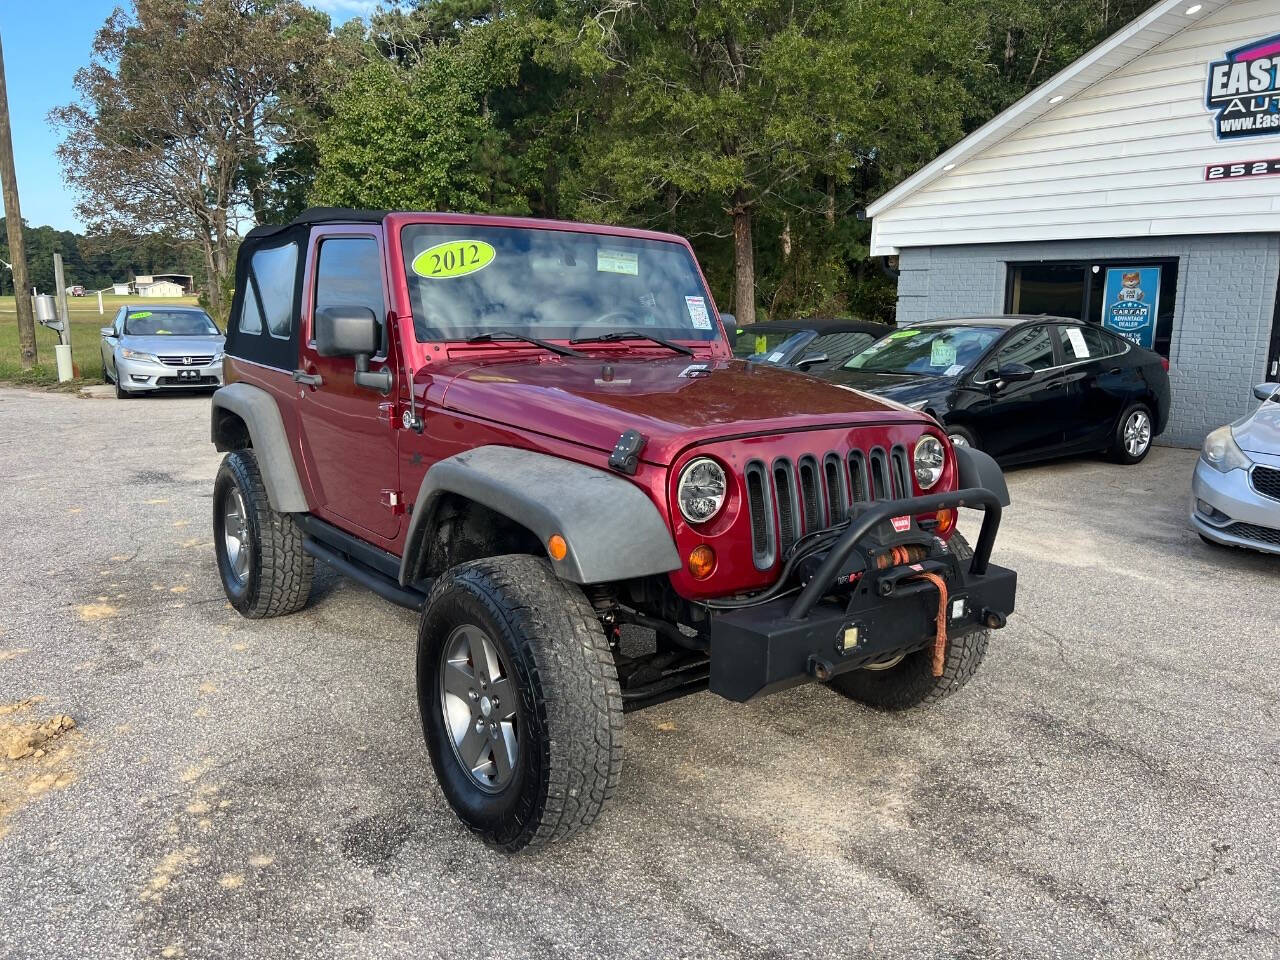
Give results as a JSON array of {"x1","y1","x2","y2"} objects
[
  {"x1": 417, "y1": 555, "x2": 623, "y2": 851},
  {"x1": 945, "y1": 425, "x2": 978, "y2": 450},
  {"x1": 827, "y1": 531, "x2": 990, "y2": 710}
]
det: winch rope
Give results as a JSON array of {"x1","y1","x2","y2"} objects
[{"x1": 910, "y1": 570, "x2": 949, "y2": 677}]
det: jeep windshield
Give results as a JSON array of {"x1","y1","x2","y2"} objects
[
  {"x1": 400, "y1": 224, "x2": 720, "y2": 344},
  {"x1": 844, "y1": 325, "x2": 1001, "y2": 376}
]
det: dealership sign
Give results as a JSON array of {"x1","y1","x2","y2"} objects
[
  {"x1": 1101, "y1": 267, "x2": 1161, "y2": 350},
  {"x1": 1206, "y1": 34, "x2": 1280, "y2": 140}
]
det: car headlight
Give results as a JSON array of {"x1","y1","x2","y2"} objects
[
  {"x1": 914, "y1": 435, "x2": 945, "y2": 490},
  {"x1": 1201, "y1": 425, "x2": 1251, "y2": 474},
  {"x1": 120, "y1": 347, "x2": 159, "y2": 363},
  {"x1": 677, "y1": 457, "x2": 727, "y2": 524}
]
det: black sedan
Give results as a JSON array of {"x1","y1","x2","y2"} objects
[
  {"x1": 732, "y1": 317, "x2": 888, "y2": 372},
  {"x1": 819, "y1": 316, "x2": 1172, "y2": 466}
]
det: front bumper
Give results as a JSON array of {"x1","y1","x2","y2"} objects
[
  {"x1": 117, "y1": 355, "x2": 223, "y2": 391},
  {"x1": 708, "y1": 488, "x2": 1016, "y2": 702},
  {"x1": 1190, "y1": 456, "x2": 1280, "y2": 555}
]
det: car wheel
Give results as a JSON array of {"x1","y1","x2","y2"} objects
[
  {"x1": 114, "y1": 375, "x2": 129, "y2": 399},
  {"x1": 1110, "y1": 403, "x2": 1154, "y2": 464},
  {"x1": 827, "y1": 531, "x2": 989, "y2": 710},
  {"x1": 213, "y1": 449, "x2": 313, "y2": 618},
  {"x1": 417, "y1": 555, "x2": 623, "y2": 852},
  {"x1": 946, "y1": 426, "x2": 978, "y2": 450}
]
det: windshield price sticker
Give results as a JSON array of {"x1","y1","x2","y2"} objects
[
  {"x1": 944, "y1": 363, "x2": 965, "y2": 377},
  {"x1": 131, "y1": 311, "x2": 152, "y2": 319},
  {"x1": 930, "y1": 339, "x2": 957, "y2": 367},
  {"x1": 685, "y1": 296, "x2": 712, "y2": 330},
  {"x1": 888, "y1": 329, "x2": 920, "y2": 339},
  {"x1": 412, "y1": 239, "x2": 496, "y2": 279},
  {"x1": 597, "y1": 249, "x2": 638, "y2": 276}
]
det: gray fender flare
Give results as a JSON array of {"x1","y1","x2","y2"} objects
[
  {"x1": 210, "y1": 382, "x2": 309, "y2": 513},
  {"x1": 399, "y1": 445, "x2": 680, "y2": 586},
  {"x1": 954, "y1": 445, "x2": 1010, "y2": 507}
]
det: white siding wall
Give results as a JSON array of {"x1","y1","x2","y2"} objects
[{"x1": 873, "y1": 0, "x2": 1280, "y2": 253}]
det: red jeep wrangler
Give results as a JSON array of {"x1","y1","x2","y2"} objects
[{"x1": 210, "y1": 208, "x2": 1016, "y2": 850}]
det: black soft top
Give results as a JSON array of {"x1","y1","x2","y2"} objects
[{"x1": 243, "y1": 207, "x2": 387, "y2": 242}]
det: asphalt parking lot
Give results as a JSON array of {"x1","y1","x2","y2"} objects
[{"x1": 1, "y1": 386, "x2": 1277, "y2": 960}]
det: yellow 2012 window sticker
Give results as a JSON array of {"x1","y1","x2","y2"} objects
[
  {"x1": 412, "y1": 240, "x2": 496, "y2": 280},
  {"x1": 131, "y1": 311, "x2": 152, "y2": 319}
]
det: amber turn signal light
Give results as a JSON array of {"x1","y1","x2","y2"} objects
[
  {"x1": 547, "y1": 534, "x2": 568, "y2": 561},
  {"x1": 935, "y1": 508, "x2": 956, "y2": 534},
  {"x1": 687, "y1": 545, "x2": 716, "y2": 579}
]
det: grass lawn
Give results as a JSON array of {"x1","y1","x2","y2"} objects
[{"x1": 0, "y1": 294, "x2": 202, "y2": 387}]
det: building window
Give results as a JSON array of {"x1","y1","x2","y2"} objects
[{"x1": 1006, "y1": 258, "x2": 1178, "y2": 357}]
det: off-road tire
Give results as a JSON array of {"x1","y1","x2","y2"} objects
[
  {"x1": 213, "y1": 449, "x2": 313, "y2": 619},
  {"x1": 1109, "y1": 402, "x2": 1154, "y2": 465},
  {"x1": 828, "y1": 531, "x2": 989, "y2": 710},
  {"x1": 417, "y1": 555, "x2": 623, "y2": 852}
]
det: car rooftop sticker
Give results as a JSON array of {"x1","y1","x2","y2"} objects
[{"x1": 412, "y1": 239, "x2": 496, "y2": 280}]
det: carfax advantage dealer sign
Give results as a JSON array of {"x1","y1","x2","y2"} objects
[{"x1": 1205, "y1": 33, "x2": 1280, "y2": 140}]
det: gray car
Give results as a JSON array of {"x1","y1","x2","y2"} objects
[
  {"x1": 1191, "y1": 382, "x2": 1280, "y2": 555},
  {"x1": 100, "y1": 305, "x2": 225, "y2": 399}
]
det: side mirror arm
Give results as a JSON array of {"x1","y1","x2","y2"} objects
[{"x1": 354, "y1": 353, "x2": 392, "y2": 395}]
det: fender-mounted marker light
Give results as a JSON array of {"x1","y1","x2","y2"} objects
[
  {"x1": 688, "y1": 545, "x2": 716, "y2": 579},
  {"x1": 547, "y1": 535, "x2": 568, "y2": 561},
  {"x1": 935, "y1": 508, "x2": 956, "y2": 535}
]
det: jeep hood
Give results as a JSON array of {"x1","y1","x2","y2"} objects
[{"x1": 436, "y1": 354, "x2": 922, "y2": 464}]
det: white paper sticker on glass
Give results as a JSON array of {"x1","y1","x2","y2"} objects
[
  {"x1": 597, "y1": 249, "x2": 639, "y2": 276},
  {"x1": 685, "y1": 296, "x2": 712, "y2": 330}
]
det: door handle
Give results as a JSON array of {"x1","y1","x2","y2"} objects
[
  {"x1": 291, "y1": 369, "x2": 323, "y2": 387},
  {"x1": 1107, "y1": 367, "x2": 1122, "y2": 375}
]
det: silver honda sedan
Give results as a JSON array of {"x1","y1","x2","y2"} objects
[
  {"x1": 1191, "y1": 382, "x2": 1280, "y2": 554},
  {"x1": 100, "y1": 305, "x2": 225, "y2": 399}
]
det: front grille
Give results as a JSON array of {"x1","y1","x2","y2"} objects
[
  {"x1": 1251, "y1": 466, "x2": 1280, "y2": 501},
  {"x1": 159, "y1": 355, "x2": 214, "y2": 367},
  {"x1": 745, "y1": 442, "x2": 913, "y2": 570},
  {"x1": 1225, "y1": 521, "x2": 1280, "y2": 546},
  {"x1": 156, "y1": 375, "x2": 219, "y2": 386}
]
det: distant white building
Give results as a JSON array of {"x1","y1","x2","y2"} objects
[
  {"x1": 136, "y1": 279, "x2": 186, "y2": 298},
  {"x1": 111, "y1": 283, "x2": 130, "y2": 296}
]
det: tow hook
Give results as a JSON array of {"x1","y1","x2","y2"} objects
[
  {"x1": 807, "y1": 656, "x2": 834, "y2": 682},
  {"x1": 982, "y1": 609, "x2": 1007, "y2": 629}
]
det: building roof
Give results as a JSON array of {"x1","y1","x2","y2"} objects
[{"x1": 866, "y1": 0, "x2": 1231, "y2": 225}]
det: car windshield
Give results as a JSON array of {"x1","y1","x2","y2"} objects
[
  {"x1": 125, "y1": 310, "x2": 218, "y2": 336},
  {"x1": 733, "y1": 329, "x2": 808, "y2": 360},
  {"x1": 844, "y1": 325, "x2": 1002, "y2": 375},
  {"x1": 401, "y1": 224, "x2": 719, "y2": 343}
]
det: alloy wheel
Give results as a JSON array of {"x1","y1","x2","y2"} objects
[
  {"x1": 1123, "y1": 410, "x2": 1152, "y2": 458},
  {"x1": 439, "y1": 624, "x2": 519, "y2": 792},
  {"x1": 222, "y1": 486, "x2": 251, "y2": 585},
  {"x1": 948, "y1": 433, "x2": 969, "y2": 448}
]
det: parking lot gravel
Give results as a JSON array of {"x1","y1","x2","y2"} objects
[{"x1": 0, "y1": 385, "x2": 1276, "y2": 960}]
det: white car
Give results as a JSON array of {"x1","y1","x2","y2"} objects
[
  {"x1": 100, "y1": 305, "x2": 225, "y2": 399},
  {"x1": 1191, "y1": 383, "x2": 1280, "y2": 554}
]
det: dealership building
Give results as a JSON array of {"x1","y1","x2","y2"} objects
[{"x1": 868, "y1": 0, "x2": 1279, "y2": 446}]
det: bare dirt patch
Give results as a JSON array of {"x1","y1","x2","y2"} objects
[{"x1": 0, "y1": 701, "x2": 81, "y2": 839}]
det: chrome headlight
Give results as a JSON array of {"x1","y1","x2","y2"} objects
[
  {"x1": 120, "y1": 347, "x2": 160, "y2": 363},
  {"x1": 677, "y1": 457, "x2": 727, "y2": 524},
  {"x1": 1202, "y1": 425, "x2": 1250, "y2": 474},
  {"x1": 914, "y1": 435, "x2": 945, "y2": 490}
]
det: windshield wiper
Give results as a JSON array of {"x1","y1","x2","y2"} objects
[
  {"x1": 569, "y1": 330, "x2": 693, "y2": 356},
  {"x1": 466, "y1": 331, "x2": 585, "y2": 358}
]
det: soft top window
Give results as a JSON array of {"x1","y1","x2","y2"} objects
[
  {"x1": 124, "y1": 310, "x2": 218, "y2": 336},
  {"x1": 400, "y1": 224, "x2": 719, "y2": 343}
]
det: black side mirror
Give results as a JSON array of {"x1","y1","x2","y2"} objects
[
  {"x1": 795, "y1": 352, "x2": 829, "y2": 370},
  {"x1": 1254, "y1": 382, "x2": 1280, "y2": 402},
  {"x1": 315, "y1": 306, "x2": 391, "y2": 394},
  {"x1": 996, "y1": 362, "x2": 1036, "y2": 383},
  {"x1": 720, "y1": 313, "x2": 737, "y2": 345}
]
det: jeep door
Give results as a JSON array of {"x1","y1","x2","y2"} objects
[{"x1": 295, "y1": 227, "x2": 402, "y2": 542}]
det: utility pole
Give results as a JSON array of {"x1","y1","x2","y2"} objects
[{"x1": 0, "y1": 33, "x2": 35, "y2": 369}]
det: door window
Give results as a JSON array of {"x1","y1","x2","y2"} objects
[
  {"x1": 251, "y1": 244, "x2": 299, "y2": 339},
  {"x1": 994, "y1": 325, "x2": 1055, "y2": 373},
  {"x1": 1080, "y1": 325, "x2": 1123, "y2": 359},
  {"x1": 807, "y1": 330, "x2": 879, "y2": 366},
  {"x1": 314, "y1": 237, "x2": 386, "y2": 353}
]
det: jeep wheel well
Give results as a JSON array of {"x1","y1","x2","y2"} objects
[
  {"x1": 406, "y1": 493, "x2": 543, "y2": 585},
  {"x1": 212, "y1": 407, "x2": 252, "y2": 452}
]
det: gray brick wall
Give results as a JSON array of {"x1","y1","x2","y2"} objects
[{"x1": 894, "y1": 234, "x2": 1280, "y2": 447}]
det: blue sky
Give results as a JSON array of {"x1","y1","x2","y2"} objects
[{"x1": 0, "y1": 0, "x2": 384, "y2": 233}]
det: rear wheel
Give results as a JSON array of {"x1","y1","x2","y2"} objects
[
  {"x1": 1110, "y1": 403, "x2": 1153, "y2": 464},
  {"x1": 828, "y1": 531, "x2": 989, "y2": 710},
  {"x1": 417, "y1": 555, "x2": 623, "y2": 851},
  {"x1": 213, "y1": 450, "x2": 313, "y2": 618}
]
